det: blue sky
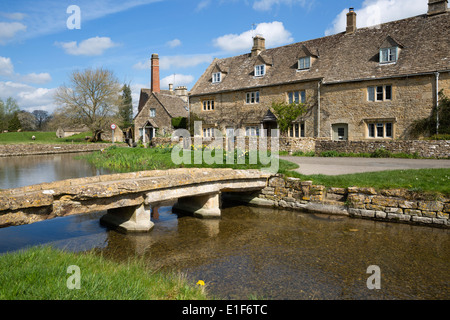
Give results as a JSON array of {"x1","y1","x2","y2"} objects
[{"x1": 0, "y1": 0, "x2": 430, "y2": 115}]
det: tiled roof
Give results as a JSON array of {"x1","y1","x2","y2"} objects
[
  {"x1": 190, "y1": 12, "x2": 449, "y2": 96},
  {"x1": 138, "y1": 89, "x2": 188, "y2": 118}
]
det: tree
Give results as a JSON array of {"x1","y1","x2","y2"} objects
[
  {"x1": 8, "y1": 112, "x2": 21, "y2": 132},
  {"x1": 118, "y1": 84, "x2": 133, "y2": 128},
  {"x1": 53, "y1": 67, "x2": 122, "y2": 142},
  {"x1": 32, "y1": 110, "x2": 50, "y2": 130},
  {"x1": 0, "y1": 97, "x2": 20, "y2": 131},
  {"x1": 271, "y1": 101, "x2": 307, "y2": 133},
  {"x1": 18, "y1": 111, "x2": 37, "y2": 131}
]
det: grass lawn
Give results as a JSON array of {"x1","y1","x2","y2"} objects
[
  {"x1": 81, "y1": 145, "x2": 449, "y2": 196},
  {"x1": 0, "y1": 246, "x2": 208, "y2": 300},
  {"x1": 0, "y1": 131, "x2": 97, "y2": 144}
]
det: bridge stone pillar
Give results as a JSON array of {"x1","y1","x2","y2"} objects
[
  {"x1": 100, "y1": 203, "x2": 154, "y2": 233},
  {"x1": 173, "y1": 192, "x2": 221, "y2": 219}
]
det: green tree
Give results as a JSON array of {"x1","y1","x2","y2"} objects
[
  {"x1": 8, "y1": 111, "x2": 21, "y2": 132},
  {"x1": 271, "y1": 101, "x2": 306, "y2": 133},
  {"x1": 118, "y1": 84, "x2": 133, "y2": 128},
  {"x1": 0, "y1": 97, "x2": 20, "y2": 131}
]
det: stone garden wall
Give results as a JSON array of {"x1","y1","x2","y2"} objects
[
  {"x1": 231, "y1": 175, "x2": 449, "y2": 228},
  {"x1": 0, "y1": 143, "x2": 112, "y2": 157}
]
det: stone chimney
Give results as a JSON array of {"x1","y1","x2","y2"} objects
[
  {"x1": 151, "y1": 53, "x2": 160, "y2": 93},
  {"x1": 175, "y1": 86, "x2": 188, "y2": 103},
  {"x1": 428, "y1": 0, "x2": 448, "y2": 15},
  {"x1": 251, "y1": 35, "x2": 265, "y2": 57},
  {"x1": 169, "y1": 83, "x2": 173, "y2": 91},
  {"x1": 346, "y1": 8, "x2": 357, "y2": 34}
]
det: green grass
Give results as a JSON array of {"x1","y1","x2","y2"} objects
[
  {"x1": 80, "y1": 145, "x2": 295, "y2": 172},
  {"x1": 282, "y1": 168, "x2": 450, "y2": 197},
  {"x1": 0, "y1": 131, "x2": 100, "y2": 144},
  {"x1": 0, "y1": 246, "x2": 208, "y2": 300}
]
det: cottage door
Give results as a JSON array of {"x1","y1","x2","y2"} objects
[{"x1": 332, "y1": 123, "x2": 348, "y2": 141}]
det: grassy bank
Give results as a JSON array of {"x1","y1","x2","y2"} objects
[
  {"x1": 284, "y1": 168, "x2": 450, "y2": 197},
  {"x1": 0, "y1": 131, "x2": 97, "y2": 144},
  {"x1": 0, "y1": 246, "x2": 208, "y2": 300}
]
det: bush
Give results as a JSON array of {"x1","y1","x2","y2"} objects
[
  {"x1": 320, "y1": 150, "x2": 339, "y2": 157},
  {"x1": 370, "y1": 148, "x2": 392, "y2": 158}
]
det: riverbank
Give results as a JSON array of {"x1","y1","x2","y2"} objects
[
  {"x1": 0, "y1": 143, "x2": 113, "y2": 157},
  {"x1": 0, "y1": 246, "x2": 208, "y2": 300}
]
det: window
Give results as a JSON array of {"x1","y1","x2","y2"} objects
[
  {"x1": 289, "y1": 123, "x2": 305, "y2": 138},
  {"x1": 298, "y1": 57, "x2": 311, "y2": 70},
  {"x1": 202, "y1": 100, "x2": 215, "y2": 111},
  {"x1": 288, "y1": 91, "x2": 306, "y2": 104},
  {"x1": 212, "y1": 72, "x2": 221, "y2": 83},
  {"x1": 150, "y1": 108, "x2": 156, "y2": 117},
  {"x1": 203, "y1": 127, "x2": 215, "y2": 138},
  {"x1": 368, "y1": 122, "x2": 393, "y2": 138},
  {"x1": 246, "y1": 126, "x2": 260, "y2": 137},
  {"x1": 255, "y1": 64, "x2": 265, "y2": 77},
  {"x1": 368, "y1": 85, "x2": 392, "y2": 101},
  {"x1": 380, "y1": 47, "x2": 398, "y2": 63},
  {"x1": 246, "y1": 91, "x2": 260, "y2": 104}
]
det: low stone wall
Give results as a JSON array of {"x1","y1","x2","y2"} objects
[
  {"x1": 229, "y1": 175, "x2": 449, "y2": 228},
  {"x1": 152, "y1": 137, "x2": 449, "y2": 158},
  {"x1": 315, "y1": 140, "x2": 450, "y2": 158},
  {"x1": 0, "y1": 143, "x2": 112, "y2": 157}
]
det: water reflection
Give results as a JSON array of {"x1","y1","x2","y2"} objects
[
  {"x1": 0, "y1": 153, "x2": 111, "y2": 189},
  {"x1": 1, "y1": 203, "x2": 447, "y2": 300}
]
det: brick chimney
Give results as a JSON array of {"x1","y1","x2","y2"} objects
[
  {"x1": 251, "y1": 35, "x2": 265, "y2": 57},
  {"x1": 151, "y1": 53, "x2": 160, "y2": 93},
  {"x1": 346, "y1": 8, "x2": 357, "y2": 34},
  {"x1": 428, "y1": 0, "x2": 448, "y2": 15}
]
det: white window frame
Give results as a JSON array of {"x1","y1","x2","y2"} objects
[
  {"x1": 202, "y1": 127, "x2": 215, "y2": 138},
  {"x1": 380, "y1": 47, "x2": 398, "y2": 64},
  {"x1": 212, "y1": 72, "x2": 221, "y2": 83},
  {"x1": 254, "y1": 64, "x2": 265, "y2": 77},
  {"x1": 246, "y1": 91, "x2": 260, "y2": 104},
  {"x1": 245, "y1": 126, "x2": 260, "y2": 137},
  {"x1": 368, "y1": 85, "x2": 392, "y2": 102},
  {"x1": 289, "y1": 123, "x2": 305, "y2": 138},
  {"x1": 202, "y1": 99, "x2": 215, "y2": 111},
  {"x1": 150, "y1": 108, "x2": 156, "y2": 117},
  {"x1": 367, "y1": 122, "x2": 393, "y2": 138},
  {"x1": 288, "y1": 91, "x2": 306, "y2": 104},
  {"x1": 298, "y1": 57, "x2": 311, "y2": 70}
]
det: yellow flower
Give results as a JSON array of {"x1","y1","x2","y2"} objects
[{"x1": 196, "y1": 280, "x2": 205, "y2": 286}]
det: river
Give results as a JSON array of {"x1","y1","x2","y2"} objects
[{"x1": 0, "y1": 153, "x2": 448, "y2": 300}]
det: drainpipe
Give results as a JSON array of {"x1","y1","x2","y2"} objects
[
  {"x1": 317, "y1": 80, "x2": 321, "y2": 138},
  {"x1": 435, "y1": 72, "x2": 439, "y2": 135}
]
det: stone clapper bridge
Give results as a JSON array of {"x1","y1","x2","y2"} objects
[{"x1": 0, "y1": 168, "x2": 272, "y2": 232}]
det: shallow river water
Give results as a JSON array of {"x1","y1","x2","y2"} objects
[{"x1": 0, "y1": 153, "x2": 448, "y2": 300}]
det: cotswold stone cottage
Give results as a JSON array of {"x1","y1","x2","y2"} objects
[
  {"x1": 189, "y1": 0, "x2": 449, "y2": 141},
  {"x1": 134, "y1": 54, "x2": 189, "y2": 143}
]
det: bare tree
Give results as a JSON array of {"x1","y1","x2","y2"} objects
[{"x1": 54, "y1": 67, "x2": 121, "y2": 142}]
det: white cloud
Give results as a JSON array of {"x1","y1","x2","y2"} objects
[
  {"x1": 166, "y1": 38, "x2": 182, "y2": 48},
  {"x1": 0, "y1": 81, "x2": 57, "y2": 113},
  {"x1": 253, "y1": 0, "x2": 307, "y2": 11},
  {"x1": 0, "y1": 22, "x2": 27, "y2": 44},
  {"x1": 196, "y1": 0, "x2": 211, "y2": 11},
  {"x1": 213, "y1": 21, "x2": 293, "y2": 53},
  {"x1": 0, "y1": 56, "x2": 52, "y2": 85},
  {"x1": 55, "y1": 36, "x2": 119, "y2": 56},
  {"x1": 325, "y1": 0, "x2": 428, "y2": 36},
  {"x1": 133, "y1": 54, "x2": 213, "y2": 70},
  {"x1": 0, "y1": 12, "x2": 26, "y2": 20},
  {"x1": 160, "y1": 74, "x2": 194, "y2": 89}
]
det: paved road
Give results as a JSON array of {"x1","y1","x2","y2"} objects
[{"x1": 280, "y1": 156, "x2": 450, "y2": 176}]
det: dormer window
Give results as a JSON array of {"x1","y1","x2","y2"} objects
[
  {"x1": 255, "y1": 64, "x2": 265, "y2": 77},
  {"x1": 212, "y1": 72, "x2": 221, "y2": 83},
  {"x1": 380, "y1": 47, "x2": 398, "y2": 64},
  {"x1": 298, "y1": 56, "x2": 311, "y2": 70}
]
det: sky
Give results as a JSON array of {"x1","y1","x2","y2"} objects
[{"x1": 0, "y1": 0, "x2": 432, "y2": 116}]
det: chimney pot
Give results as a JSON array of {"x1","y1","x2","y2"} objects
[
  {"x1": 427, "y1": 0, "x2": 448, "y2": 15},
  {"x1": 151, "y1": 53, "x2": 160, "y2": 93},
  {"x1": 346, "y1": 8, "x2": 357, "y2": 34}
]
